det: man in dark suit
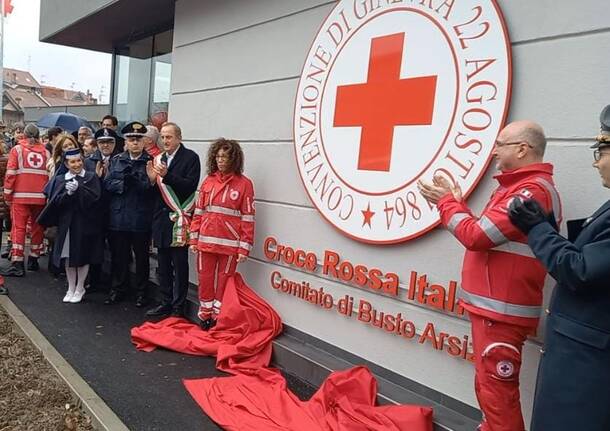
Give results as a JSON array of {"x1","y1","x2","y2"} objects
[
  {"x1": 145, "y1": 122, "x2": 200, "y2": 318},
  {"x1": 509, "y1": 105, "x2": 610, "y2": 431}
]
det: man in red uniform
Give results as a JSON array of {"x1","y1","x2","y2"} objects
[
  {"x1": 418, "y1": 121, "x2": 562, "y2": 431},
  {"x1": 0, "y1": 124, "x2": 49, "y2": 277}
]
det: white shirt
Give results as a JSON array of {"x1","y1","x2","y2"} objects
[
  {"x1": 165, "y1": 144, "x2": 181, "y2": 168},
  {"x1": 64, "y1": 169, "x2": 86, "y2": 180}
]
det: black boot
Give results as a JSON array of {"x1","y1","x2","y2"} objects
[
  {"x1": 26, "y1": 257, "x2": 39, "y2": 271},
  {"x1": 200, "y1": 317, "x2": 217, "y2": 331},
  {"x1": 0, "y1": 285, "x2": 7, "y2": 295},
  {"x1": 0, "y1": 261, "x2": 25, "y2": 277}
]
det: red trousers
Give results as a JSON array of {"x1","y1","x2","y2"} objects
[
  {"x1": 196, "y1": 251, "x2": 237, "y2": 320},
  {"x1": 470, "y1": 313, "x2": 531, "y2": 431},
  {"x1": 10, "y1": 203, "x2": 44, "y2": 262}
]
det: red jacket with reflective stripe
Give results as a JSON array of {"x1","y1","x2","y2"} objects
[
  {"x1": 189, "y1": 172, "x2": 255, "y2": 256},
  {"x1": 4, "y1": 141, "x2": 49, "y2": 206},
  {"x1": 437, "y1": 163, "x2": 562, "y2": 328}
]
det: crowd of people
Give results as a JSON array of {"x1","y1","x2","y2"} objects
[
  {"x1": 0, "y1": 115, "x2": 255, "y2": 331},
  {"x1": 0, "y1": 105, "x2": 609, "y2": 430}
]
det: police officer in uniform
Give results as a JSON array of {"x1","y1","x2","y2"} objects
[
  {"x1": 509, "y1": 105, "x2": 610, "y2": 431},
  {"x1": 83, "y1": 127, "x2": 122, "y2": 293},
  {"x1": 103, "y1": 122, "x2": 154, "y2": 306}
]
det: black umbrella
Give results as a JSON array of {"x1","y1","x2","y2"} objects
[{"x1": 36, "y1": 112, "x2": 96, "y2": 134}]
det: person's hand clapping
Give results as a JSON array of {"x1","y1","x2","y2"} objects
[
  {"x1": 153, "y1": 161, "x2": 168, "y2": 178},
  {"x1": 418, "y1": 175, "x2": 457, "y2": 205},
  {"x1": 146, "y1": 161, "x2": 158, "y2": 183},
  {"x1": 237, "y1": 254, "x2": 247, "y2": 263},
  {"x1": 65, "y1": 179, "x2": 79, "y2": 195}
]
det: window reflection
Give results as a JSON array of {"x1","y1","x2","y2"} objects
[{"x1": 112, "y1": 30, "x2": 172, "y2": 127}]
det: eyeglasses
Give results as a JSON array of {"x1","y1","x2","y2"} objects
[
  {"x1": 494, "y1": 140, "x2": 533, "y2": 148},
  {"x1": 216, "y1": 155, "x2": 230, "y2": 160},
  {"x1": 593, "y1": 149, "x2": 610, "y2": 162},
  {"x1": 98, "y1": 140, "x2": 115, "y2": 145}
]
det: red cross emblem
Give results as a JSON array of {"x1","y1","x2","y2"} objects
[
  {"x1": 293, "y1": 2, "x2": 512, "y2": 243},
  {"x1": 334, "y1": 33, "x2": 437, "y2": 172},
  {"x1": 27, "y1": 152, "x2": 44, "y2": 169},
  {"x1": 496, "y1": 360, "x2": 515, "y2": 378}
]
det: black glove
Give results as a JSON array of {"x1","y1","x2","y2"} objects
[{"x1": 508, "y1": 198, "x2": 547, "y2": 234}]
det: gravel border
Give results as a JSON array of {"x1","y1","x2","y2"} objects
[{"x1": 0, "y1": 295, "x2": 130, "y2": 431}]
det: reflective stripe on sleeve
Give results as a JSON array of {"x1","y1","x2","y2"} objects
[
  {"x1": 460, "y1": 290, "x2": 542, "y2": 319},
  {"x1": 536, "y1": 177, "x2": 562, "y2": 222},
  {"x1": 490, "y1": 241, "x2": 535, "y2": 259},
  {"x1": 241, "y1": 214, "x2": 255, "y2": 222},
  {"x1": 478, "y1": 215, "x2": 508, "y2": 245},
  {"x1": 447, "y1": 213, "x2": 469, "y2": 233},
  {"x1": 239, "y1": 242, "x2": 252, "y2": 251}
]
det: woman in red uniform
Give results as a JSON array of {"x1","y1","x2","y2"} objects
[{"x1": 189, "y1": 138, "x2": 255, "y2": 330}]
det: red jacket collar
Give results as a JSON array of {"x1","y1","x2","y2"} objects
[
  {"x1": 212, "y1": 171, "x2": 235, "y2": 185},
  {"x1": 494, "y1": 162, "x2": 554, "y2": 187}
]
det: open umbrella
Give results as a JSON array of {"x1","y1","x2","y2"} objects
[{"x1": 36, "y1": 112, "x2": 96, "y2": 134}]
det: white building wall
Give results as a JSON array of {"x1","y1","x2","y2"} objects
[{"x1": 170, "y1": 0, "x2": 610, "y2": 423}]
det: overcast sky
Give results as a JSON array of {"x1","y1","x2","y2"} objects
[{"x1": 3, "y1": 0, "x2": 111, "y2": 103}]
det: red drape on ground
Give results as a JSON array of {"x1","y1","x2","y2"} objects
[{"x1": 131, "y1": 274, "x2": 433, "y2": 431}]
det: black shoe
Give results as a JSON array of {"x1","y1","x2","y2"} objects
[
  {"x1": 200, "y1": 317, "x2": 217, "y2": 331},
  {"x1": 0, "y1": 261, "x2": 25, "y2": 277},
  {"x1": 0, "y1": 285, "x2": 7, "y2": 295},
  {"x1": 26, "y1": 257, "x2": 39, "y2": 271},
  {"x1": 170, "y1": 307, "x2": 185, "y2": 318},
  {"x1": 146, "y1": 304, "x2": 172, "y2": 317},
  {"x1": 103, "y1": 290, "x2": 122, "y2": 305},
  {"x1": 135, "y1": 295, "x2": 147, "y2": 308}
]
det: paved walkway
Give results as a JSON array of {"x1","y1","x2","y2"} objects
[{"x1": 4, "y1": 257, "x2": 314, "y2": 430}]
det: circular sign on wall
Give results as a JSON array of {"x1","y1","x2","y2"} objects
[{"x1": 293, "y1": 1, "x2": 512, "y2": 244}]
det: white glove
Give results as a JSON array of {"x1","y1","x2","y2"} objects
[{"x1": 65, "y1": 179, "x2": 79, "y2": 195}]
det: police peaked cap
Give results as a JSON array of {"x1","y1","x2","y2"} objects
[
  {"x1": 121, "y1": 121, "x2": 146, "y2": 138},
  {"x1": 94, "y1": 127, "x2": 120, "y2": 141},
  {"x1": 591, "y1": 105, "x2": 610, "y2": 148}
]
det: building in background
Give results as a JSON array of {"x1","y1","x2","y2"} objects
[
  {"x1": 2, "y1": 67, "x2": 102, "y2": 126},
  {"x1": 38, "y1": 1, "x2": 610, "y2": 429}
]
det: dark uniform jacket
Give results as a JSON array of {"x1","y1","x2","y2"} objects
[
  {"x1": 38, "y1": 170, "x2": 104, "y2": 268},
  {"x1": 151, "y1": 144, "x2": 200, "y2": 248},
  {"x1": 527, "y1": 200, "x2": 610, "y2": 431},
  {"x1": 104, "y1": 151, "x2": 154, "y2": 232}
]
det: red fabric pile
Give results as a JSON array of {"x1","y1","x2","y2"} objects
[{"x1": 131, "y1": 274, "x2": 433, "y2": 430}]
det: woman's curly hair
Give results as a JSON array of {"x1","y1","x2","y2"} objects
[{"x1": 206, "y1": 138, "x2": 244, "y2": 175}]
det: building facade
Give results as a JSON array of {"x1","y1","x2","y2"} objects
[{"x1": 40, "y1": 0, "x2": 610, "y2": 428}]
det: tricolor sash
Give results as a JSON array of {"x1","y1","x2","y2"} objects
[{"x1": 155, "y1": 154, "x2": 196, "y2": 247}]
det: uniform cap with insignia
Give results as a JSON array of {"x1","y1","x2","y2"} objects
[
  {"x1": 591, "y1": 104, "x2": 610, "y2": 148},
  {"x1": 94, "y1": 127, "x2": 119, "y2": 142},
  {"x1": 122, "y1": 121, "x2": 146, "y2": 138}
]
